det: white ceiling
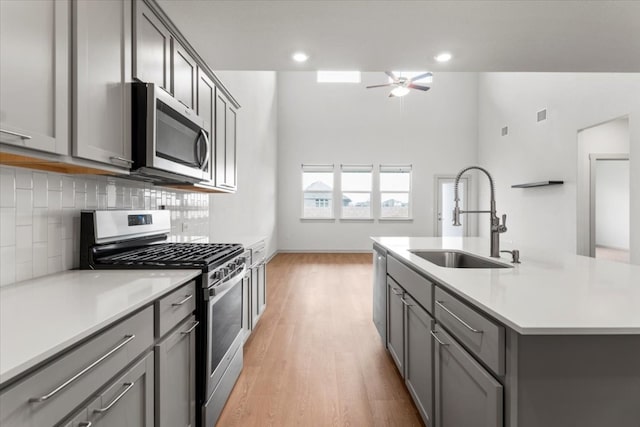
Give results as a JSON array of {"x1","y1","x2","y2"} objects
[{"x1": 158, "y1": 0, "x2": 640, "y2": 72}]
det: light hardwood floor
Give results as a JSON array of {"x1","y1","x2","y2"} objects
[{"x1": 216, "y1": 253, "x2": 424, "y2": 427}]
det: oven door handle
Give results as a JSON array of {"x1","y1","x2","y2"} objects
[{"x1": 209, "y1": 265, "x2": 246, "y2": 298}]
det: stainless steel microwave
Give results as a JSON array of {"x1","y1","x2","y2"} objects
[{"x1": 132, "y1": 83, "x2": 209, "y2": 183}]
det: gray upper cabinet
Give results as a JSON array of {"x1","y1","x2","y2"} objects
[
  {"x1": 155, "y1": 316, "x2": 197, "y2": 427},
  {"x1": 197, "y1": 69, "x2": 216, "y2": 184},
  {"x1": 434, "y1": 325, "x2": 503, "y2": 427},
  {"x1": 73, "y1": 0, "x2": 132, "y2": 169},
  {"x1": 404, "y1": 295, "x2": 435, "y2": 426},
  {"x1": 0, "y1": 0, "x2": 69, "y2": 154},
  {"x1": 172, "y1": 39, "x2": 197, "y2": 110},
  {"x1": 215, "y1": 92, "x2": 237, "y2": 191},
  {"x1": 386, "y1": 277, "x2": 405, "y2": 375},
  {"x1": 133, "y1": 0, "x2": 170, "y2": 91}
]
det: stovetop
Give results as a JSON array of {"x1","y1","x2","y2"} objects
[{"x1": 95, "y1": 242, "x2": 244, "y2": 271}]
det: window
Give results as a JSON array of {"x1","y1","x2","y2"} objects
[
  {"x1": 317, "y1": 71, "x2": 361, "y2": 83},
  {"x1": 302, "y1": 164, "x2": 334, "y2": 218},
  {"x1": 341, "y1": 165, "x2": 373, "y2": 219},
  {"x1": 380, "y1": 165, "x2": 412, "y2": 218}
]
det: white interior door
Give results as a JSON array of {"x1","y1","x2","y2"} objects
[{"x1": 436, "y1": 176, "x2": 469, "y2": 237}]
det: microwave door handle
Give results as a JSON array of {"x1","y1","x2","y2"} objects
[{"x1": 199, "y1": 129, "x2": 210, "y2": 171}]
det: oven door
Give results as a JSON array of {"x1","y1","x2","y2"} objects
[
  {"x1": 140, "y1": 84, "x2": 210, "y2": 181},
  {"x1": 205, "y1": 269, "x2": 245, "y2": 398}
]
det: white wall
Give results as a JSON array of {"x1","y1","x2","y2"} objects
[
  {"x1": 595, "y1": 160, "x2": 630, "y2": 249},
  {"x1": 208, "y1": 71, "x2": 279, "y2": 257},
  {"x1": 277, "y1": 72, "x2": 479, "y2": 251},
  {"x1": 477, "y1": 73, "x2": 640, "y2": 264}
]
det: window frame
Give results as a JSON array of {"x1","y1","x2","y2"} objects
[
  {"x1": 340, "y1": 164, "x2": 374, "y2": 220},
  {"x1": 301, "y1": 164, "x2": 336, "y2": 220},
  {"x1": 379, "y1": 164, "x2": 413, "y2": 220}
]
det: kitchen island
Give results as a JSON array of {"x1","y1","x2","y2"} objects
[{"x1": 372, "y1": 236, "x2": 640, "y2": 427}]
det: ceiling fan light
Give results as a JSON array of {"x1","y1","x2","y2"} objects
[{"x1": 390, "y1": 86, "x2": 410, "y2": 97}]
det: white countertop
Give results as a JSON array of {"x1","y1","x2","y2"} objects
[
  {"x1": 373, "y1": 237, "x2": 640, "y2": 335},
  {"x1": 212, "y1": 236, "x2": 266, "y2": 249},
  {"x1": 0, "y1": 269, "x2": 200, "y2": 386}
]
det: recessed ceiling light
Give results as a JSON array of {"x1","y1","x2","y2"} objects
[
  {"x1": 292, "y1": 52, "x2": 309, "y2": 63},
  {"x1": 434, "y1": 52, "x2": 452, "y2": 63}
]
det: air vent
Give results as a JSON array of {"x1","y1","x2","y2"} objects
[
  {"x1": 537, "y1": 109, "x2": 547, "y2": 122},
  {"x1": 501, "y1": 126, "x2": 508, "y2": 136}
]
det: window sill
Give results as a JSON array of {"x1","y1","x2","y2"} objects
[
  {"x1": 300, "y1": 217, "x2": 336, "y2": 222},
  {"x1": 339, "y1": 218, "x2": 375, "y2": 222},
  {"x1": 378, "y1": 217, "x2": 414, "y2": 222}
]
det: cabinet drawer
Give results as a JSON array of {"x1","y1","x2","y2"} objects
[
  {"x1": 387, "y1": 256, "x2": 434, "y2": 314},
  {"x1": 0, "y1": 306, "x2": 153, "y2": 427},
  {"x1": 250, "y1": 243, "x2": 266, "y2": 266},
  {"x1": 155, "y1": 280, "x2": 196, "y2": 338},
  {"x1": 434, "y1": 287, "x2": 505, "y2": 376}
]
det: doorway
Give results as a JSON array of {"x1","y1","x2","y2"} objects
[
  {"x1": 435, "y1": 176, "x2": 469, "y2": 237},
  {"x1": 576, "y1": 116, "x2": 630, "y2": 261},
  {"x1": 590, "y1": 155, "x2": 630, "y2": 262}
]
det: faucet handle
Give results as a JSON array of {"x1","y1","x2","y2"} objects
[
  {"x1": 498, "y1": 214, "x2": 507, "y2": 233},
  {"x1": 501, "y1": 214, "x2": 507, "y2": 227}
]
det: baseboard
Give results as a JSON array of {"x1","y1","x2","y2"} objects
[{"x1": 275, "y1": 249, "x2": 373, "y2": 254}]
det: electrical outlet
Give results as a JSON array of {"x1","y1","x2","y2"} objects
[
  {"x1": 537, "y1": 109, "x2": 547, "y2": 122},
  {"x1": 181, "y1": 222, "x2": 189, "y2": 232},
  {"x1": 501, "y1": 126, "x2": 508, "y2": 136}
]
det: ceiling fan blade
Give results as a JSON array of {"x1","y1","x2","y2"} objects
[
  {"x1": 385, "y1": 71, "x2": 398, "y2": 81},
  {"x1": 408, "y1": 83, "x2": 431, "y2": 91},
  {"x1": 366, "y1": 83, "x2": 394, "y2": 89},
  {"x1": 410, "y1": 72, "x2": 433, "y2": 82}
]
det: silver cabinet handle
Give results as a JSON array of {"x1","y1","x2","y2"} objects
[
  {"x1": 78, "y1": 422, "x2": 92, "y2": 427},
  {"x1": 93, "y1": 382, "x2": 135, "y2": 414},
  {"x1": 29, "y1": 335, "x2": 135, "y2": 403},
  {"x1": 435, "y1": 301, "x2": 483, "y2": 334},
  {"x1": 198, "y1": 128, "x2": 210, "y2": 171},
  {"x1": 172, "y1": 294, "x2": 193, "y2": 307},
  {"x1": 430, "y1": 330, "x2": 449, "y2": 346},
  {"x1": 180, "y1": 320, "x2": 199, "y2": 335},
  {"x1": 0, "y1": 128, "x2": 32, "y2": 140},
  {"x1": 109, "y1": 156, "x2": 134, "y2": 165},
  {"x1": 391, "y1": 287, "x2": 403, "y2": 296},
  {"x1": 400, "y1": 297, "x2": 413, "y2": 307}
]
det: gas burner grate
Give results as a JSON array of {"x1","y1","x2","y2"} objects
[{"x1": 100, "y1": 243, "x2": 243, "y2": 268}]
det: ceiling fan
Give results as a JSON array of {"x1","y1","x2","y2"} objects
[{"x1": 366, "y1": 71, "x2": 432, "y2": 97}]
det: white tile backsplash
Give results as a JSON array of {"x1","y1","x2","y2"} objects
[{"x1": 0, "y1": 165, "x2": 210, "y2": 286}]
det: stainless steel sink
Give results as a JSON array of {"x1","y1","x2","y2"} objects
[{"x1": 409, "y1": 250, "x2": 513, "y2": 269}]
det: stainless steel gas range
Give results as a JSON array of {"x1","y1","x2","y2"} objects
[{"x1": 80, "y1": 209, "x2": 246, "y2": 427}]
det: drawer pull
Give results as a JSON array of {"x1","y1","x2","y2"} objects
[
  {"x1": 109, "y1": 156, "x2": 134, "y2": 165},
  {"x1": 430, "y1": 330, "x2": 449, "y2": 346},
  {"x1": 181, "y1": 320, "x2": 199, "y2": 335},
  {"x1": 172, "y1": 294, "x2": 193, "y2": 307},
  {"x1": 400, "y1": 297, "x2": 413, "y2": 307},
  {"x1": 0, "y1": 128, "x2": 32, "y2": 140},
  {"x1": 93, "y1": 382, "x2": 135, "y2": 414},
  {"x1": 391, "y1": 287, "x2": 403, "y2": 296},
  {"x1": 436, "y1": 300, "x2": 483, "y2": 334},
  {"x1": 78, "y1": 422, "x2": 92, "y2": 427},
  {"x1": 29, "y1": 334, "x2": 135, "y2": 403}
]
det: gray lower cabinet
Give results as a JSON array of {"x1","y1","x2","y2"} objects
[
  {"x1": 434, "y1": 325, "x2": 503, "y2": 427},
  {"x1": 250, "y1": 263, "x2": 266, "y2": 329},
  {"x1": 404, "y1": 295, "x2": 435, "y2": 426},
  {"x1": 73, "y1": 0, "x2": 132, "y2": 168},
  {"x1": 257, "y1": 262, "x2": 267, "y2": 317},
  {"x1": 372, "y1": 245, "x2": 387, "y2": 344},
  {"x1": 155, "y1": 316, "x2": 197, "y2": 427},
  {"x1": 386, "y1": 277, "x2": 405, "y2": 375},
  {"x1": 242, "y1": 272, "x2": 252, "y2": 339},
  {"x1": 0, "y1": 0, "x2": 69, "y2": 154},
  {"x1": 72, "y1": 352, "x2": 155, "y2": 427}
]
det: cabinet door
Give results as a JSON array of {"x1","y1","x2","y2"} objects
[
  {"x1": 172, "y1": 40, "x2": 197, "y2": 110},
  {"x1": 405, "y1": 295, "x2": 435, "y2": 426},
  {"x1": 73, "y1": 0, "x2": 132, "y2": 168},
  {"x1": 215, "y1": 92, "x2": 237, "y2": 190},
  {"x1": 257, "y1": 262, "x2": 266, "y2": 316},
  {"x1": 0, "y1": 0, "x2": 69, "y2": 154},
  {"x1": 251, "y1": 265, "x2": 260, "y2": 329},
  {"x1": 133, "y1": 0, "x2": 170, "y2": 91},
  {"x1": 434, "y1": 325, "x2": 503, "y2": 427},
  {"x1": 386, "y1": 277, "x2": 404, "y2": 376},
  {"x1": 242, "y1": 273, "x2": 251, "y2": 340},
  {"x1": 87, "y1": 352, "x2": 154, "y2": 427},
  {"x1": 197, "y1": 70, "x2": 215, "y2": 183},
  {"x1": 155, "y1": 316, "x2": 197, "y2": 427},
  {"x1": 373, "y1": 249, "x2": 387, "y2": 344}
]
